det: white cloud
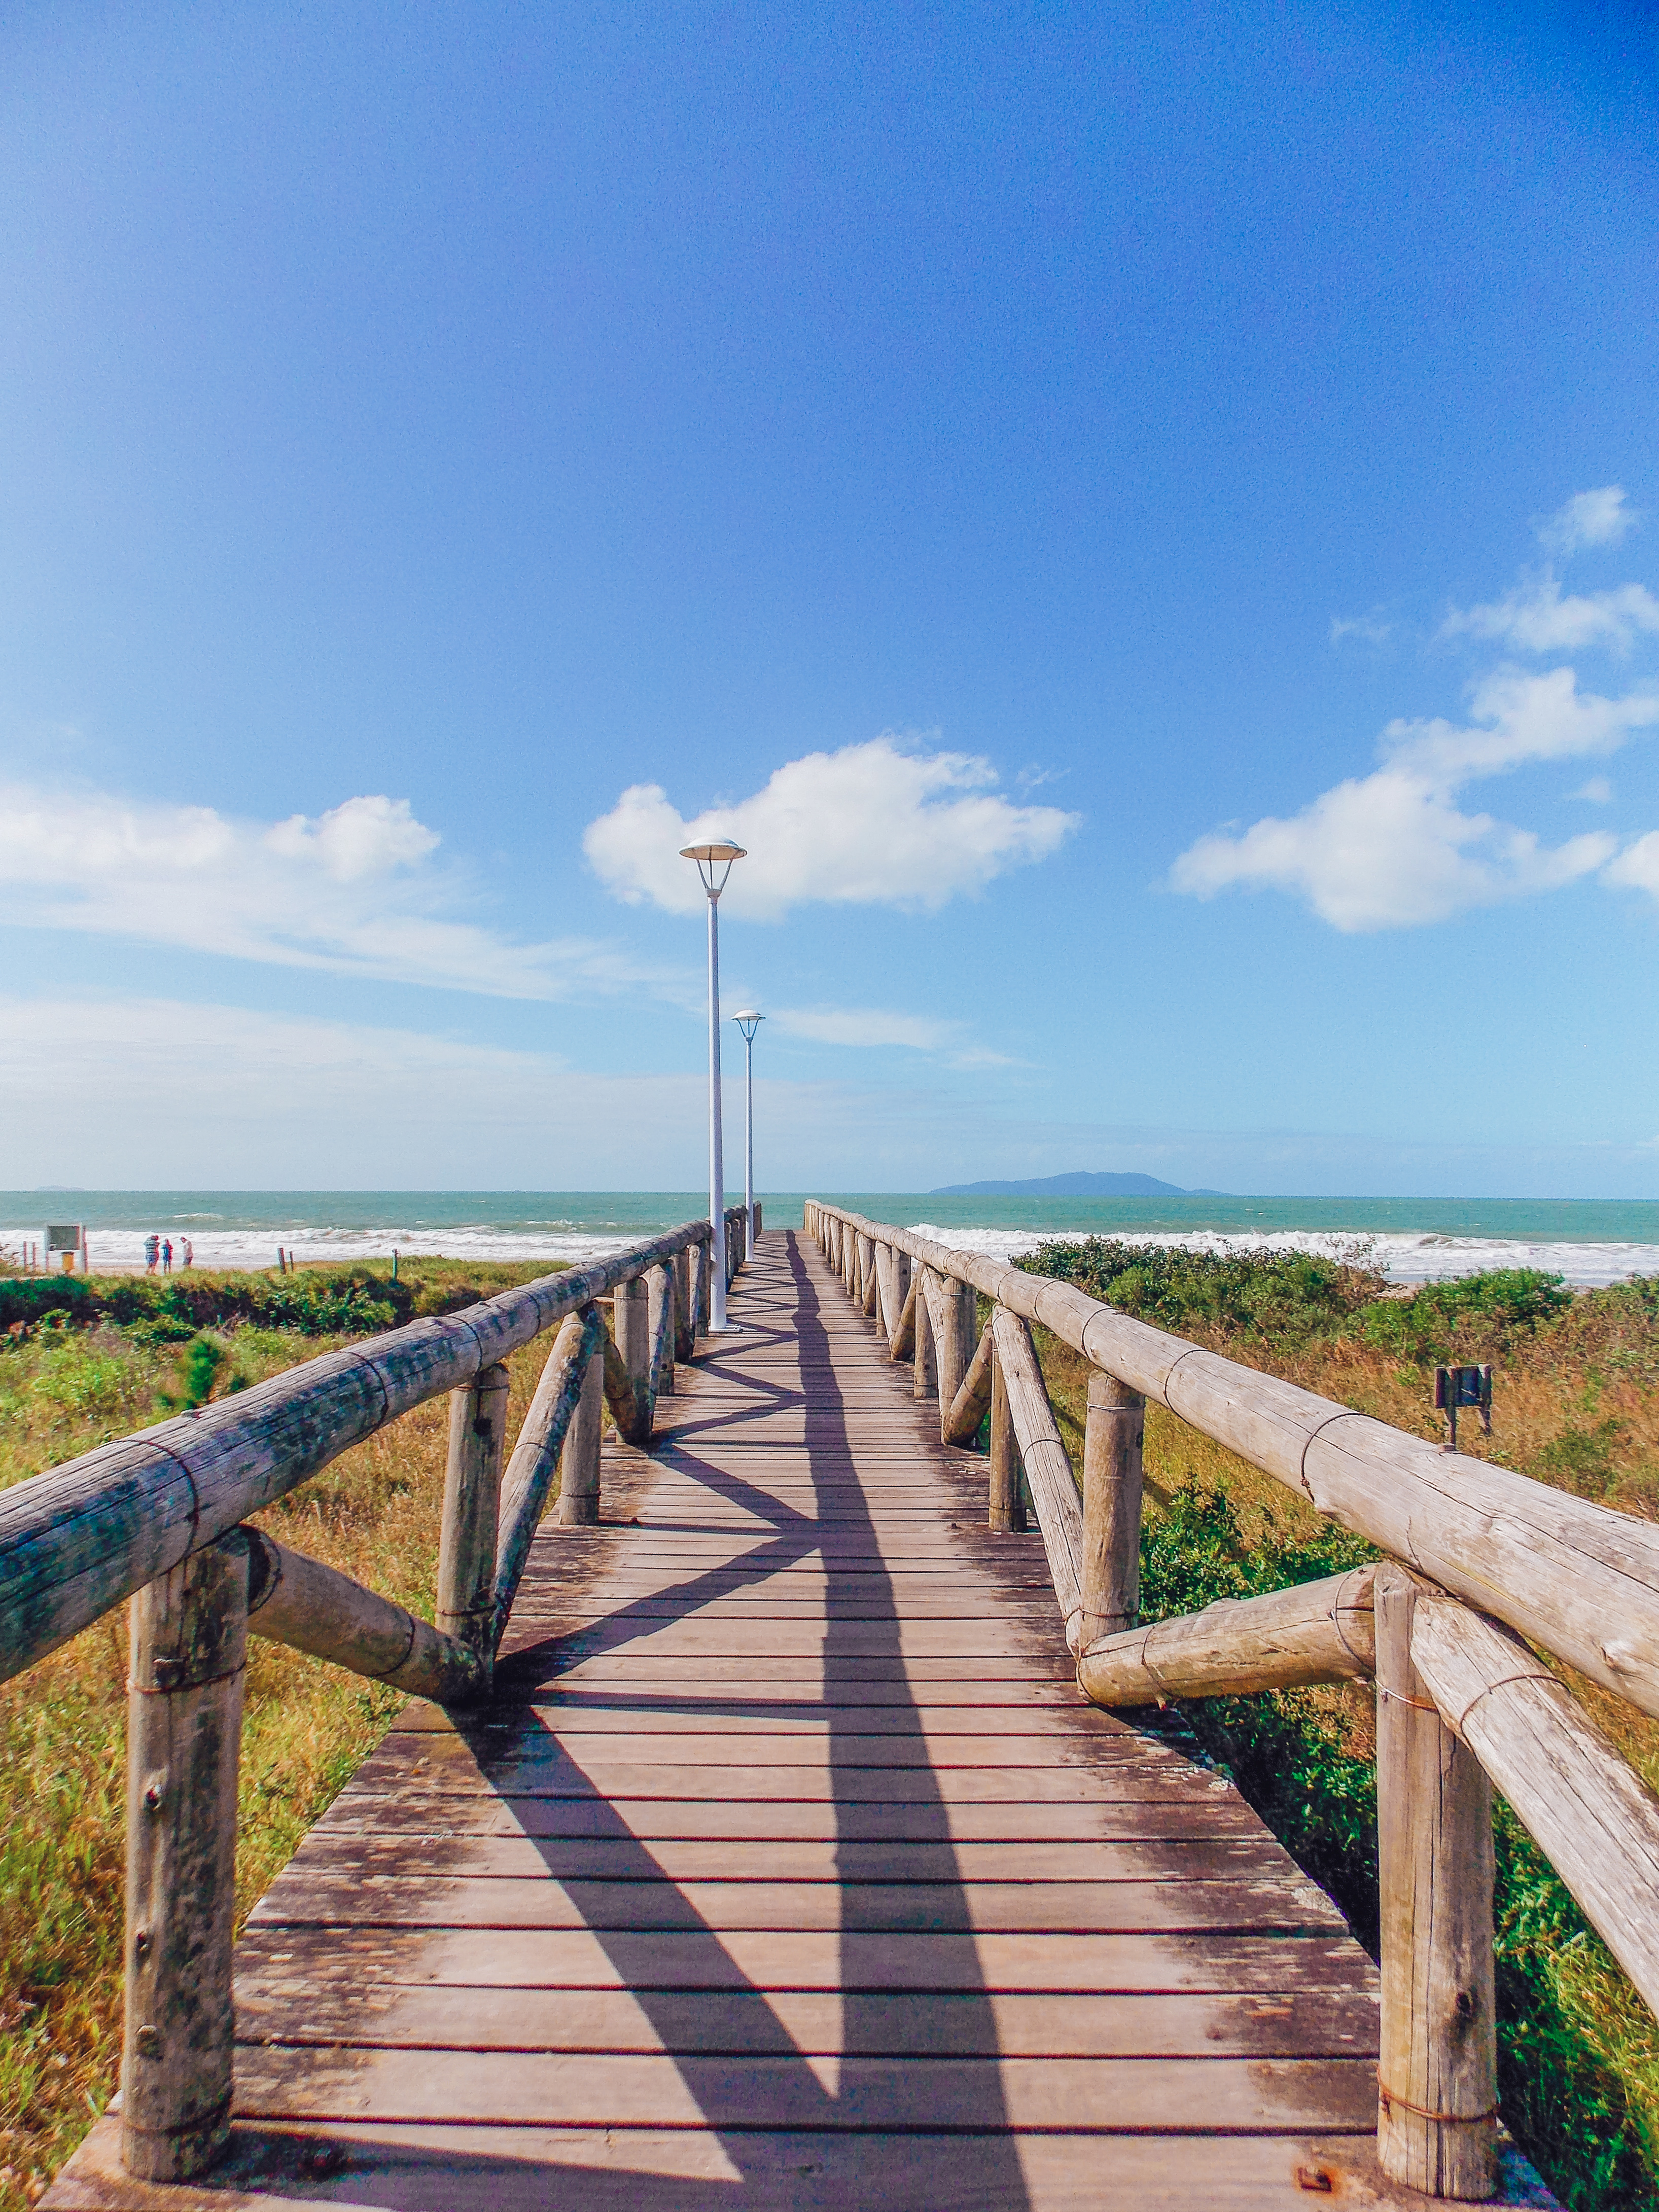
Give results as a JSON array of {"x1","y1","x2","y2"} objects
[
  {"x1": 1604, "y1": 834, "x2": 1659, "y2": 901},
  {"x1": 1537, "y1": 485, "x2": 1636, "y2": 555},
  {"x1": 1330, "y1": 612, "x2": 1392, "y2": 646},
  {"x1": 772, "y1": 1006, "x2": 956, "y2": 1049},
  {"x1": 0, "y1": 781, "x2": 691, "y2": 1004},
  {"x1": 1573, "y1": 777, "x2": 1613, "y2": 804},
  {"x1": 1171, "y1": 668, "x2": 1653, "y2": 932},
  {"x1": 582, "y1": 737, "x2": 1080, "y2": 920},
  {"x1": 1440, "y1": 572, "x2": 1659, "y2": 654}
]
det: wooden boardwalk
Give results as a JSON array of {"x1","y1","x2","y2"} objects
[{"x1": 54, "y1": 1229, "x2": 1437, "y2": 2210}]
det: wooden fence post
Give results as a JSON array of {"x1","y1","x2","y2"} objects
[
  {"x1": 988, "y1": 1337, "x2": 1026, "y2": 1530},
  {"x1": 861, "y1": 1236, "x2": 879, "y2": 1318},
  {"x1": 437, "y1": 1361, "x2": 510, "y2": 1664},
  {"x1": 552, "y1": 1342, "x2": 605, "y2": 1525},
  {"x1": 674, "y1": 1244, "x2": 695, "y2": 1361},
  {"x1": 912, "y1": 1265, "x2": 938, "y2": 1401},
  {"x1": 753, "y1": 1200, "x2": 763, "y2": 1239},
  {"x1": 1375, "y1": 1563, "x2": 1498, "y2": 2201},
  {"x1": 613, "y1": 1277, "x2": 650, "y2": 1431},
  {"x1": 122, "y1": 1535, "x2": 249, "y2": 2181},
  {"x1": 935, "y1": 1278, "x2": 977, "y2": 1439},
  {"x1": 648, "y1": 1264, "x2": 676, "y2": 1397},
  {"x1": 1080, "y1": 1369, "x2": 1145, "y2": 1646},
  {"x1": 696, "y1": 1235, "x2": 712, "y2": 1331},
  {"x1": 888, "y1": 1247, "x2": 912, "y2": 1360}
]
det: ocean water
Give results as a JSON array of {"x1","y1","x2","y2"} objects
[{"x1": 6, "y1": 1190, "x2": 1659, "y2": 1287}]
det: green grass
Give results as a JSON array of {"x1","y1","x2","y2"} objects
[{"x1": 1024, "y1": 1241, "x2": 1659, "y2": 2211}]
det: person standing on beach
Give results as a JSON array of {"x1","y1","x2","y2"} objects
[
  {"x1": 161, "y1": 1238, "x2": 173, "y2": 1274},
  {"x1": 145, "y1": 1235, "x2": 158, "y2": 1274},
  {"x1": 183, "y1": 1238, "x2": 194, "y2": 1269}
]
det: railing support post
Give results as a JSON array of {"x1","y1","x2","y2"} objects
[
  {"x1": 861, "y1": 1235, "x2": 879, "y2": 1318},
  {"x1": 936, "y1": 1278, "x2": 977, "y2": 1439},
  {"x1": 888, "y1": 1247, "x2": 912, "y2": 1359},
  {"x1": 1375, "y1": 1563, "x2": 1498, "y2": 2201},
  {"x1": 674, "y1": 1244, "x2": 695, "y2": 1361},
  {"x1": 122, "y1": 1535, "x2": 249, "y2": 2181},
  {"x1": 614, "y1": 1276, "x2": 651, "y2": 1430},
  {"x1": 1080, "y1": 1370, "x2": 1145, "y2": 1645},
  {"x1": 649, "y1": 1264, "x2": 677, "y2": 1397},
  {"x1": 437, "y1": 1361, "x2": 510, "y2": 1666},
  {"x1": 552, "y1": 1338, "x2": 605, "y2": 1525},
  {"x1": 989, "y1": 1338, "x2": 1026, "y2": 1531},
  {"x1": 912, "y1": 1264, "x2": 937, "y2": 1401}
]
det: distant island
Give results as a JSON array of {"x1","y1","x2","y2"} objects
[{"x1": 929, "y1": 1171, "x2": 1227, "y2": 1198}]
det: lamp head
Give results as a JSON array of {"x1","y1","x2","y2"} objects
[
  {"x1": 680, "y1": 839, "x2": 747, "y2": 897},
  {"x1": 732, "y1": 1009, "x2": 764, "y2": 1044}
]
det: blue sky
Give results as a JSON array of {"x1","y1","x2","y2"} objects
[{"x1": 3, "y1": 0, "x2": 1657, "y2": 1195}]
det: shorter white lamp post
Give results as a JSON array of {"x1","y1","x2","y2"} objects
[
  {"x1": 732, "y1": 1011, "x2": 764, "y2": 1256},
  {"x1": 680, "y1": 839, "x2": 746, "y2": 1332}
]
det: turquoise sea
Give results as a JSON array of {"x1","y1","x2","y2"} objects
[{"x1": 6, "y1": 1190, "x2": 1659, "y2": 1286}]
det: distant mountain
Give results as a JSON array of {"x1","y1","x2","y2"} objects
[{"x1": 929, "y1": 1171, "x2": 1228, "y2": 1198}]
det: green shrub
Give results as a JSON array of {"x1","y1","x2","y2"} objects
[
  {"x1": 1359, "y1": 1268, "x2": 1573, "y2": 1367},
  {"x1": 1019, "y1": 1236, "x2": 1379, "y2": 1348}
]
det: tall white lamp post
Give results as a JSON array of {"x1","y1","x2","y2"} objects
[
  {"x1": 681, "y1": 839, "x2": 746, "y2": 1332},
  {"x1": 732, "y1": 1010, "x2": 764, "y2": 1256}
]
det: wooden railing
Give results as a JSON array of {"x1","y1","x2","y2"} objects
[
  {"x1": 0, "y1": 1215, "x2": 746, "y2": 2184},
  {"x1": 807, "y1": 1201, "x2": 1659, "y2": 2204}
]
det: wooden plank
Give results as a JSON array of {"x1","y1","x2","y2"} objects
[
  {"x1": 234, "y1": 1921, "x2": 1374, "y2": 1993},
  {"x1": 232, "y1": 2044, "x2": 1377, "y2": 2132},
  {"x1": 249, "y1": 1875, "x2": 1345, "y2": 1935},
  {"x1": 312, "y1": 1795, "x2": 1273, "y2": 1841},
  {"x1": 285, "y1": 1835, "x2": 1301, "y2": 1884}
]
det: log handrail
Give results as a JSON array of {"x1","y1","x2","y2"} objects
[
  {"x1": 807, "y1": 1203, "x2": 1659, "y2": 1723},
  {"x1": 807, "y1": 1197, "x2": 1659, "y2": 2201},
  {"x1": 0, "y1": 1218, "x2": 712, "y2": 1686}
]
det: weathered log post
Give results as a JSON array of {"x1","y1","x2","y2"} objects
[
  {"x1": 695, "y1": 1234, "x2": 712, "y2": 1332},
  {"x1": 437, "y1": 1360, "x2": 510, "y2": 1667},
  {"x1": 674, "y1": 1244, "x2": 695, "y2": 1362},
  {"x1": 861, "y1": 1235, "x2": 879, "y2": 1318},
  {"x1": 912, "y1": 1264, "x2": 937, "y2": 1401},
  {"x1": 122, "y1": 1535, "x2": 248, "y2": 2181},
  {"x1": 552, "y1": 1336, "x2": 605, "y2": 1525},
  {"x1": 1079, "y1": 1369, "x2": 1146, "y2": 1647},
  {"x1": 888, "y1": 1249, "x2": 914, "y2": 1360},
  {"x1": 1375, "y1": 1564, "x2": 1498, "y2": 2201},
  {"x1": 989, "y1": 1341, "x2": 1024, "y2": 1529},
  {"x1": 648, "y1": 1262, "x2": 677, "y2": 1399},
  {"x1": 613, "y1": 1276, "x2": 651, "y2": 1432},
  {"x1": 933, "y1": 1277, "x2": 977, "y2": 1440},
  {"x1": 753, "y1": 1200, "x2": 763, "y2": 1239},
  {"x1": 943, "y1": 1324, "x2": 995, "y2": 1447}
]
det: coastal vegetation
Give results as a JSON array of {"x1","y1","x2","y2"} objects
[
  {"x1": 1022, "y1": 1237, "x2": 1659, "y2": 2210},
  {"x1": 0, "y1": 1259, "x2": 563, "y2": 2209}
]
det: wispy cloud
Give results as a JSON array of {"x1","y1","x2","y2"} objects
[
  {"x1": 583, "y1": 737, "x2": 1079, "y2": 920},
  {"x1": 1330, "y1": 611, "x2": 1392, "y2": 647},
  {"x1": 771, "y1": 1006, "x2": 956, "y2": 1049},
  {"x1": 1171, "y1": 668, "x2": 1654, "y2": 931},
  {"x1": 1537, "y1": 485, "x2": 1636, "y2": 556},
  {"x1": 1440, "y1": 572, "x2": 1659, "y2": 654},
  {"x1": 0, "y1": 782, "x2": 693, "y2": 1004}
]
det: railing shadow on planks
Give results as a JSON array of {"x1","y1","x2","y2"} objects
[
  {"x1": 805, "y1": 1200, "x2": 1659, "y2": 2207},
  {"x1": 0, "y1": 1201, "x2": 758, "y2": 2187}
]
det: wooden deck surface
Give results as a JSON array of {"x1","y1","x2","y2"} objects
[{"x1": 49, "y1": 1230, "x2": 1535, "y2": 2209}]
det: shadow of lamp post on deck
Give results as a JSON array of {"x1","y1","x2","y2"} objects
[
  {"x1": 733, "y1": 1009, "x2": 764, "y2": 1262},
  {"x1": 681, "y1": 837, "x2": 746, "y2": 1332}
]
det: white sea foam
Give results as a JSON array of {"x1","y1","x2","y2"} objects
[
  {"x1": 903, "y1": 1224, "x2": 1659, "y2": 1289},
  {"x1": 1, "y1": 1223, "x2": 647, "y2": 1275},
  {"x1": 8, "y1": 1217, "x2": 1659, "y2": 1290}
]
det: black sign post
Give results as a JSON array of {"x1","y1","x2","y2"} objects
[{"x1": 1433, "y1": 1363, "x2": 1492, "y2": 1455}]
